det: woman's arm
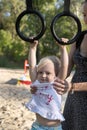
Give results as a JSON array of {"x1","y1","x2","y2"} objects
[{"x1": 28, "y1": 40, "x2": 38, "y2": 82}]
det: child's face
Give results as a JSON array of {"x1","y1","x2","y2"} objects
[
  {"x1": 82, "y1": 2, "x2": 87, "y2": 24},
  {"x1": 37, "y1": 61, "x2": 56, "y2": 83}
]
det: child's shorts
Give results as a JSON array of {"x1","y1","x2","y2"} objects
[{"x1": 31, "y1": 121, "x2": 62, "y2": 130}]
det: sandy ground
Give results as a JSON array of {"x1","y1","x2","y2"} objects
[{"x1": 0, "y1": 68, "x2": 73, "y2": 130}]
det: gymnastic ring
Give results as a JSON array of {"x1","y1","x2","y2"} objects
[
  {"x1": 50, "y1": 11, "x2": 82, "y2": 45},
  {"x1": 76, "y1": 30, "x2": 87, "y2": 48},
  {"x1": 15, "y1": 10, "x2": 46, "y2": 42}
]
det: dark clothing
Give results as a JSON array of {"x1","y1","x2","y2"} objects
[{"x1": 62, "y1": 48, "x2": 87, "y2": 130}]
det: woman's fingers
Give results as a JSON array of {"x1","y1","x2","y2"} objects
[{"x1": 53, "y1": 78, "x2": 69, "y2": 95}]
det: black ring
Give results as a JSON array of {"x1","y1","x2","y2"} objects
[
  {"x1": 15, "y1": 10, "x2": 46, "y2": 42},
  {"x1": 50, "y1": 11, "x2": 82, "y2": 45}
]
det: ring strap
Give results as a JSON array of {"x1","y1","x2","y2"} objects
[
  {"x1": 64, "y1": 0, "x2": 70, "y2": 12},
  {"x1": 26, "y1": 0, "x2": 33, "y2": 10}
]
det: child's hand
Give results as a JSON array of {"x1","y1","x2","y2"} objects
[
  {"x1": 30, "y1": 86, "x2": 37, "y2": 94},
  {"x1": 61, "y1": 38, "x2": 69, "y2": 43},
  {"x1": 56, "y1": 38, "x2": 68, "y2": 49},
  {"x1": 30, "y1": 40, "x2": 39, "y2": 49}
]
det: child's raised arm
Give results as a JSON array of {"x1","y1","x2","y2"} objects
[
  {"x1": 28, "y1": 40, "x2": 38, "y2": 82},
  {"x1": 57, "y1": 39, "x2": 69, "y2": 80}
]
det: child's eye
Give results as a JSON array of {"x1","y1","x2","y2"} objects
[
  {"x1": 83, "y1": 13, "x2": 86, "y2": 17},
  {"x1": 83, "y1": 14, "x2": 86, "y2": 17},
  {"x1": 46, "y1": 72, "x2": 50, "y2": 75},
  {"x1": 38, "y1": 71, "x2": 43, "y2": 74}
]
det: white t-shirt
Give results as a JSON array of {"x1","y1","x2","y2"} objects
[{"x1": 25, "y1": 80, "x2": 65, "y2": 121}]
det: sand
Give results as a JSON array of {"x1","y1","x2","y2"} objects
[
  {"x1": 0, "y1": 68, "x2": 35, "y2": 130},
  {"x1": 0, "y1": 68, "x2": 72, "y2": 130}
]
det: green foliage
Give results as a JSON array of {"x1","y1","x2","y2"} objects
[
  {"x1": 0, "y1": 30, "x2": 12, "y2": 53},
  {"x1": 0, "y1": 30, "x2": 28, "y2": 63},
  {"x1": 10, "y1": 40, "x2": 29, "y2": 62}
]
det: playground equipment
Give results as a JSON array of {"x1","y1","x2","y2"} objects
[
  {"x1": 15, "y1": 0, "x2": 87, "y2": 46},
  {"x1": 15, "y1": 0, "x2": 46, "y2": 42},
  {"x1": 17, "y1": 74, "x2": 31, "y2": 85},
  {"x1": 17, "y1": 60, "x2": 31, "y2": 85},
  {"x1": 24, "y1": 59, "x2": 29, "y2": 74},
  {"x1": 50, "y1": 0, "x2": 82, "y2": 45}
]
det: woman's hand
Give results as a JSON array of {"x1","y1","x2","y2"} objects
[{"x1": 53, "y1": 78, "x2": 69, "y2": 95}]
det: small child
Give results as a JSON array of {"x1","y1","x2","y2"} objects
[{"x1": 25, "y1": 40, "x2": 68, "y2": 130}]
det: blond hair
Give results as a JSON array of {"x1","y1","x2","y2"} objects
[{"x1": 37, "y1": 56, "x2": 61, "y2": 76}]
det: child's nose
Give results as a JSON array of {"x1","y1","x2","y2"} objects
[{"x1": 42, "y1": 72, "x2": 46, "y2": 77}]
